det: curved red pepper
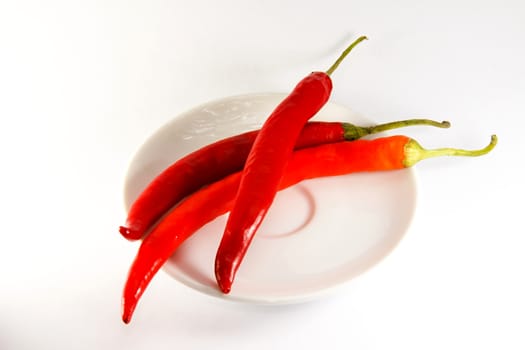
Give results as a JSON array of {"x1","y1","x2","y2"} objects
[
  {"x1": 214, "y1": 36, "x2": 368, "y2": 293},
  {"x1": 121, "y1": 121, "x2": 351, "y2": 240},
  {"x1": 122, "y1": 134, "x2": 496, "y2": 323}
]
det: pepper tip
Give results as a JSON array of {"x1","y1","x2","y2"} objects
[
  {"x1": 119, "y1": 226, "x2": 141, "y2": 241},
  {"x1": 216, "y1": 274, "x2": 232, "y2": 294},
  {"x1": 119, "y1": 225, "x2": 130, "y2": 236},
  {"x1": 122, "y1": 305, "x2": 133, "y2": 324},
  {"x1": 215, "y1": 266, "x2": 233, "y2": 294},
  {"x1": 219, "y1": 284, "x2": 231, "y2": 294}
]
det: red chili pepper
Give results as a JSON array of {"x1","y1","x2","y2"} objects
[
  {"x1": 120, "y1": 117, "x2": 447, "y2": 241},
  {"x1": 121, "y1": 134, "x2": 496, "y2": 323},
  {"x1": 214, "y1": 36, "x2": 368, "y2": 293},
  {"x1": 120, "y1": 121, "x2": 351, "y2": 240}
]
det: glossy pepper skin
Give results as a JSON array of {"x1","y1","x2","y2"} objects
[
  {"x1": 214, "y1": 72, "x2": 333, "y2": 293},
  {"x1": 121, "y1": 134, "x2": 497, "y2": 323},
  {"x1": 120, "y1": 121, "x2": 351, "y2": 241},
  {"x1": 214, "y1": 36, "x2": 369, "y2": 293}
]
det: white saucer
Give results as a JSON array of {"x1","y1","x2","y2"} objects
[{"x1": 123, "y1": 93, "x2": 417, "y2": 304}]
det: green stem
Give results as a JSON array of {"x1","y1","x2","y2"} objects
[
  {"x1": 325, "y1": 36, "x2": 368, "y2": 76},
  {"x1": 342, "y1": 119, "x2": 451, "y2": 140},
  {"x1": 403, "y1": 135, "x2": 498, "y2": 167}
]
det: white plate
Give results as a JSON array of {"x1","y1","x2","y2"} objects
[{"x1": 123, "y1": 93, "x2": 417, "y2": 304}]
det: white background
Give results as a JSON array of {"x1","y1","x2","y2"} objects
[{"x1": 1, "y1": 0, "x2": 524, "y2": 349}]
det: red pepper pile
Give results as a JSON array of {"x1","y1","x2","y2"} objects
[{"x1": 119, "y1": 36, "x2": 497, "y2": 324}]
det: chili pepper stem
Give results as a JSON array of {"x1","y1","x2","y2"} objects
[
  {"x1": 342, "y1": 119, "x2": 451, "y2": 140},
  {"x1": 403, "y1": 135, "x2": 498, "y2": 167},
  {"x1": 325, "y1": 36, "x2": 368, "y2": 76}
]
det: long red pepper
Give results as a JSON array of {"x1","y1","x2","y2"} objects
[
  {"x1": 121, "y1": 134, "x2": 497, "y2": 323},
  {"x1": 120, "y1": 121, "x2": 345, "y2": 240},
  {"x1": 120, "y1": 118, "x2": 448, "y2": 241},
  {"x1": 215, "y1": 36, "x2": 368, "y2": 293}
]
